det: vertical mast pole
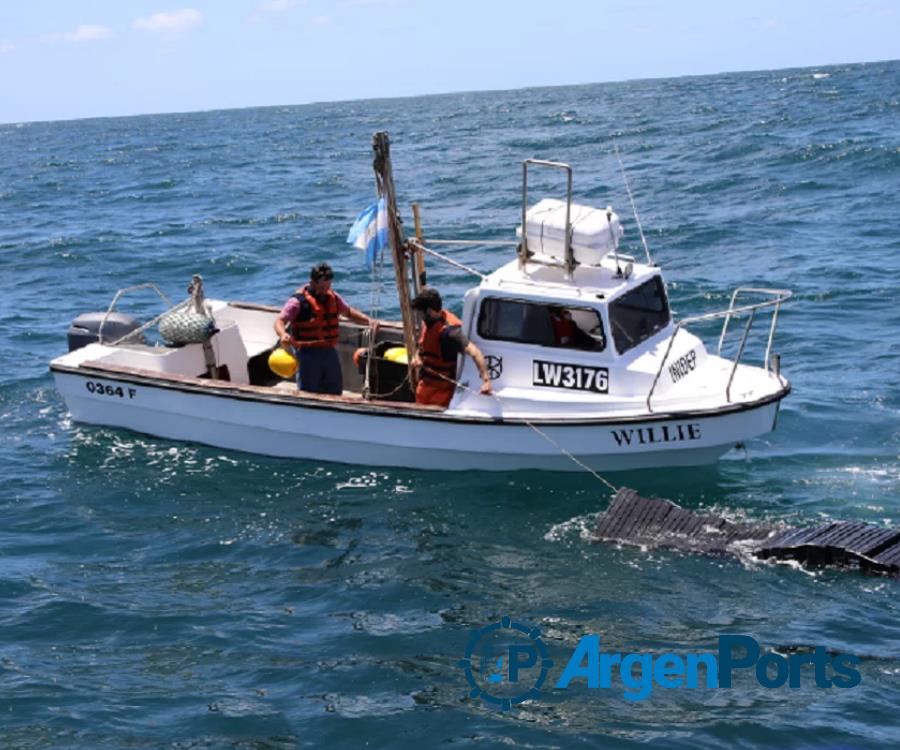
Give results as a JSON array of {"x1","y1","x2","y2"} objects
[
  {"x1": 372, "y1": 131, "x2": 419, "y2": 393},
  {"x1": 411, "y1": 202, "x2": 427, "y2": 290}
]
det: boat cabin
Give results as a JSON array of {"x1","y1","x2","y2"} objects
[{"x1": 444, "y1": 248, "x2": 712, "y2": 415}]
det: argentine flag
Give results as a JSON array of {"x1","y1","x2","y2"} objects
[{"x1": 346, "y1": 197, "x2": 388, "y2": 269}]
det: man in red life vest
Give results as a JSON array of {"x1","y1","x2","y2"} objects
[
  {"x1": 549, "y1": 306, "x2": 595, "y2": 349},
  {"x1": 274, "y1": 262, "x2": 373, "y2": 394},
  {"x1": 410, "y1": 287, "x2": 492, "y2": 408}
]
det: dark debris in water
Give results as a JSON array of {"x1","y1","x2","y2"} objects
[{"x1": 594, "y1": 488, "x2": 900, "y2": 578}]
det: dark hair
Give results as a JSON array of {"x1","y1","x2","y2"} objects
[
  {"x1": 310, "y1": 262, "x2": 334, "y2": 282},
  {"x1": 411, "y1": 287, "x2": 443, "y2": 312}
]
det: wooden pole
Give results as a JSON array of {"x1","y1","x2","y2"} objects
[
  {"x1": 190, "y1": 275, "x2": 219, "y2": 379},
  {"x1": 411, "y1": 202, "x2": 427, "y2": 290},
  {"x1": 372, "y1": 132, "x2": 419, "y2": 394}
]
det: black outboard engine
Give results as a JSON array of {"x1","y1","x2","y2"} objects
[{"x1": 67, "y1": 312, "x2": 144, "y2": 352}]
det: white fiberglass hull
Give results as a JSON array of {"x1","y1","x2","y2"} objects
[{"x1": 52, "y1": 367, "x2": 786, "y2": 472}]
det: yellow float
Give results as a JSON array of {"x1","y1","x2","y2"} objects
[
  {"x1": 268, "y1": 347, "x2": 298, "y2": 379},
  {"x1": 383, "y1": 346, "x2": 408, "y2": 365}
]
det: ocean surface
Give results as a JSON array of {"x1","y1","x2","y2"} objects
[{"x1": 1, "y1": 60, "x2": 899, "y2": 749}]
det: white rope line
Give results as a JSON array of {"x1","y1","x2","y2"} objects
[
  {"x1": 107, "y1": 297, "x2": 193, "y2": 346},
  {"x1": 422, "y1": 364, "x2": 620, "y2": 495},
  {"x1": 613, "y1": 140, "x2": 653, "y2": 266},
  {"x1": 422, "y1": 238, "x2": 520, "y2": 247},
  {"x1": 408, "y1": 239, "x2": 487, "y2": 280},
  {"x1": 513, "y1": 413, "x2": 621, "y2": 494},
  {"x1": 363, "y1": 245, "x2": 388, "y2": 397}
]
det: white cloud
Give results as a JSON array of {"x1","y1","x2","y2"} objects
[
  {"x1": 45, "y1": 25, "x2": 114, "y2": 44},
  {"x1": 312, "y1": 15, "x2": 329, "y2": 24},
  {"x1": 0, "y1": 39, "x2": 15, "y2": 54},
  {"x1": 132, "y1": 9, "x2": 204, "y2": 34}
]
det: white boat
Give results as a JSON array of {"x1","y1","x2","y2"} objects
[{"x1": 50, "y1": 137, "x2": 791, "y2": 472}]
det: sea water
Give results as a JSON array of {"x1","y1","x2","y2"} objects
[{"x1": 1, "y1": 60, "x2": 898, "y2": 749}]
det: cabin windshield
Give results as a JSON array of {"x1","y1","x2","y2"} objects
[
  {"x1": 477, "y1": 298, "x2": 606, "y2": 352},
  {"x1": 608, "y1": 276, "x2": 670, "y2": 354}
]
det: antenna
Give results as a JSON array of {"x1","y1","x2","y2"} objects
[{"x1": 613, "y1": 140, "x2": 653, "y2": 266}]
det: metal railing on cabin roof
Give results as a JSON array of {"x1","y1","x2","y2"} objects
[{"x1": 646, "y1": 287, "x2": 793, "y2": 412}]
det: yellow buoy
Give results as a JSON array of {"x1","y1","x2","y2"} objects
[
  {"x1": 268, "y1": 347, "x2": 298, "y2": 379},
  {"x1": 384, "y1": 346, "x2": 408, "y2": 365}
]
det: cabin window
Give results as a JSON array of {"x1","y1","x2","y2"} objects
[
  {"x1": 477, "y1": 298, "x2": 606, "y2": 351},
  {"x1": 608, "y1": 276, "x2": 670, "y2": 354}
]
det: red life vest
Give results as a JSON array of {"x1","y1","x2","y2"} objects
[
  {"x1": 418, "y1": 310, "x2": 462, "y2": 395},
  {"x1": 290, "y1": 286, "x2": 340, "y2": 349},
  {"x1": 550, "y1": 312, "x2": 577, "y2": 346}
]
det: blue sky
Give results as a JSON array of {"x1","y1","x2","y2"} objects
[{"x1": 1, "y1": 1, "x2": 897, "y2": 123}]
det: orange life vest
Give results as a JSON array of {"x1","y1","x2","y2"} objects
[
  {"x1": 418, "y1": 310, "x2": 462, "y2": 397},
  {"x1": 290, "y1": 286, "x2": 339, "y2": 349}
]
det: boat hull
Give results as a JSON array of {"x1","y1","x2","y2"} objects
[{"x1": 52, "y1": 368, "x2": 785, "y2": 472}]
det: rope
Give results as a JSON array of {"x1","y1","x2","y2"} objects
[
  {"x1": 365, "y1": 354, "x2": 411, "y2": 399},
  {"x1": 408, "y1": 239, "x2": 487, "y2": 280},
  {"x1": 363, "y1": 250, "x2": 387, "y2": 398},
  {"x1": 420, "y1": 364, "x2": 621, "y2": 495},
  {"x1": 613, "y1": 141, "x2": 653, "y2": 266},
  {"x1": 109, "y1": 276, "x2": 215, "y2": 347},
  {"x1": 510, "y1": 415, "x2": 621, "y2": 494},
  {"x1": 108, "y1": 297, "x2": 193, "y2": 346},
  {"x1": 289, "y1": 337, "x2": 339, "y2": 348},
  {"x1": 423, "y1": 239, "x2": 519, "y2": 247}
]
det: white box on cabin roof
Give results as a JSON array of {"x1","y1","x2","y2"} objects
[{"x1": 517, "y1": 198, "x2": 624, "y2": 266}]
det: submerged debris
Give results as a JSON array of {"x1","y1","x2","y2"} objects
[{"x1": 593, "y1": 488, "x2": 900, "y2": 577}]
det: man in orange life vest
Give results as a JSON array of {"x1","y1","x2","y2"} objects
[
  {"x1": 274, "y1": 262, "x2": 373, "y2": 394},
  {"x1": 410, "y1": 287, "x2": 492, "y2": 408}
]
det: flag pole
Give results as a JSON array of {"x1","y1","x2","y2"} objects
[{"x1": 372, "y1": 132, "x2": 419, "y2": 394}]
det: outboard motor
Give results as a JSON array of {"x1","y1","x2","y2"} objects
[{"x1": 67, "y1": 312, "x2": 144, "y2": 352}]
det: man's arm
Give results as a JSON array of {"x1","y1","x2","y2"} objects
[
  {"x1": 343, "y1": 305, "x2": 374, "y2": 327},
  {"x1": 274, "y1": 317, "x2": 291, "y2": 347},
  {"x1": 274, "y1": 296, "x2": 302, "y2": 347},
  {"x1": 334, "y1": 292, "x2": 373, "y2": 326},
  {"x1": 465, "y1": 341, "x2": 493, "y2": 395}
]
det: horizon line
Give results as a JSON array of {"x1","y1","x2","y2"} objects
[{"x1": 3, "y1": 56, "x2": 896, "y2": 128}]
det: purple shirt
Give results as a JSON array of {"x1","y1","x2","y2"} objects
[{"x1": 279, "y1": 291, "x2": 350, "y2": 322}]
